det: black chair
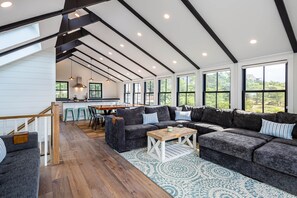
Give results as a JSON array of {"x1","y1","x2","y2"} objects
[
  {"x1": 88, "y1": 106, "x2": 93, "y2": 127},
  {"x1": 91, "y1": 106, "x2": 104, "y2": 130}
]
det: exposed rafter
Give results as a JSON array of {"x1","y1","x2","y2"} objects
[
  {"x1": 84, "y1": 29, "x2": 157, "y2": 77},
  {"x1": 181, "y1": 0, "x2": 238, "y2": 63},
  {"x1": 56, "y1": 40, "x2": 82, "y2": 55},
  {"x1": 275, "y1": 0, "x2": 297, "y2": 53},
  {"x1": 63, "y1": 0, "x2": 109, "y2": 14},
  {"x1": 72, "y1": 55, "x2": 123, "y2": 82},
  {"x1": 81, "y1": 41, "x2": 143, "y2": 79},
  {"x1": 69, "y1": 58, "x2": 117, "y2": 83},
  {"x1": 0, "y1": 33, "x2": 58, "y2": 57},
  {"x1": 56, "y1": 28, "x2": 89, "y2": 47},
  {"x1": 56, "y1": 48, "x2": 77, "y2": 62},
  {"x1": 84, "y1": 8, "x2": 175, "y2": 74},
  {"x1": 75, "y1": 48, "x2": 132, "y2": 81},
  {"x1": 118, "y1": 0, "x2": 200, "y2": 70}
]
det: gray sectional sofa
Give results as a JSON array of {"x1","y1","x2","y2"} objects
[
  {"x1": 0, "y1": 132, "x2": 40, "y2": 198},
  {"x1": 105, "y1": 105, "x2": 297, "y2": 195}
]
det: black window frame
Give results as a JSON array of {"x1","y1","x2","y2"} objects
[
  {"x1": 144, "y1": 80, "x2": 154, "y2": 105},
  {"x1": 177, "y1": 75, "x2": 196, "y2": 106},
  {"x1": 89, "y1": 83, "x2": 103, "y2": 99},
  {"x1": 158, "y1": 78, "x2": 171, "y2": 105},
  {"x1": 133, "y1": 83, "x2": 141, "y2": 105},
  {"x1": 124, "y1": 83, "x2": 131, "y2": 104},
  {"x1": 56, "y1": 81, "x2": 69, "y2": 101},
  {"x1": 242, "y1": 63, "x2": 288, "y2": 113}
]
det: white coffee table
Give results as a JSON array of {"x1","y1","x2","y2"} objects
[{"x1": 147, "y1": 127, "x2": 197, "y2": 162}]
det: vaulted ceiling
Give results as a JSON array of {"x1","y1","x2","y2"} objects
[{"x1": 0, "y1": 0, "x2": 296, "y2": 82}]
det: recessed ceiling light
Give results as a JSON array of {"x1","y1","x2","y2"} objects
[
  {"x1": 120, "y1": 44, "x2": 124, "y2": 48},
  {"x1": 138, "y1": 70, "x2": 141, "y2": 73},
  {"x1": 173, "y1": 60, "x2": 177, "y2": 64},
  {"x1": 152, "y1": 66, "x2": 156, "y2": 69},
  {"x1": 99, "y1": 57, "x2": 103, "y2": 60},
  {"x1": 108, "y1": 52, "x2": 112, "y2": 55},
  {"x1": 127, "y1": 73, "x2": 130, "y2": 75},
  {"x1": 137, "y1": 32, "x2": 142, "y2": 37},
  {"x1": 63, "y1": 33, "x2": 67, "y2": 36},
  {"x1": 202, "y1": 52, "x2": 208, "y2": 57},
  {"x1": 250, "y1": 39, "x2": 257, "y2": 44},
  {"x1": 63, "y1": 50, "x2": 67, "y2": 54},
  {"x1": 164, "y1": 14, "x2": 170, "y2": 19},
  {"x1": 74, "y1": 12, "x2": 80, "y2": 18},
  {"x1": 1, "y1": 1, "x2": 12, "y2": 8}
]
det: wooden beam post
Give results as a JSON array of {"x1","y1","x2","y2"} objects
[{"x1": 52, "y1": 103, "x2": 60, "y2": 165}]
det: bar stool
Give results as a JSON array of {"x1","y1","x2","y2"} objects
[
  {"x1": 77, "y1": 107, "x2": 87, "y2": 121},
  {"x1": 64, "y1": 108, "x2": 75, "y2": 122}
]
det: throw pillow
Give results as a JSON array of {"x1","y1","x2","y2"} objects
[
  {"x1": 0, "y1": 138, "x2": 7, "y2": 163},
  {"x1": 143, "y1": 113, "x2": 159, "y2": 124},
  {"x1": 260, "y1": 119, "x2": 295, "y2": 140},
  {"x1": 175, "y1": 111, "x2": 191, "y2": 121}
]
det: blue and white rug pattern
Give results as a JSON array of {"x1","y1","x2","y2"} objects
[{"x1": 120, "y1": 148, "x2": 296, "y2": 198}]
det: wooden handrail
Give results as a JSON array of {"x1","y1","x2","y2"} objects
[{"x1": 0, "y1": 113, "x2": 53, "y2": 120}]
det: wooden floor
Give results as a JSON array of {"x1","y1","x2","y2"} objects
[{"x1": 38, "y1": 121, "x2": 170, "y2": 198}]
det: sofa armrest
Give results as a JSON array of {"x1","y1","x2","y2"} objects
[
  {"x1": 0, "y1": 132, "x2": 38, "y2": 153},
  {"x1": 105, "y1": 115, "x2": 126, "y2": 152}
]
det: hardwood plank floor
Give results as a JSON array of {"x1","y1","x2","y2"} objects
[{"x1": 39, "y1": 122, "x2": 171, "y2": 198}]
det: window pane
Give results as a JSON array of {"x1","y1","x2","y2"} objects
[
  {"x1": 160, "y1": 93, "x2": 171, "y2": 105},
  {"x1": 206, "y1": 73, "x2": 217, "y2": 91},
  {"x1": 61, "y1": 83, "x2": 67, "y2": 90},
  {"x1": 56, "y1": 83, "x2": 60, "y2": 90},
  {"x1": 188, "y1": 76, "x2": 196, "y2": 92},
  {"x1": 218, "y1": 71, "x2": 230, "y2": 91},
  {"x1": 179, "y1": 76, "x2": 187, "y2": 92},
  {"x1": 217, "y1": 93, "x2": 230, "y2": 109},
  {"x1": 264, "y1": 92, "x2": 285, "y2": 113},
  {"x1": 186, "y1": 93, "x2": 195, "y2": 106},
  {"x1": 245, "y1": 92, "x2": 263, "y2": 113},
  {"x1": 246, "y1": 67, "x2": 263, "y2": 91},
  {"x1": 178, "y1": 93, "x2": 186, "y2": 106},
  {"x1": 90, "y1": 91, "x2": 96, "y2": 98},
  {"x1": 265, "y1": 64, "x2": 286, "y2": 90},
  {"x1": 205, "y1": 93, "x2": 216, "y2": 108}
]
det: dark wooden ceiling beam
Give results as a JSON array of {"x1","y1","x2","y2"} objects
[
  {"x1": 118, "y1": 0, "x2": 200, "y2": 70},
  {"x1": 75, "y1": 48, "x2": 132, "y2": 81},
  {"x1": 72, "y1": 55, "x2": 123, "y2": 82},
  {"x1": 0, "y1": 33, "x2": 58, "y2": 57},
  {"x1": 84, "y1": 29, "x2": 157, "y2": 77},
  {"x1": 63, "y1": 0, "x2": 109, "y2": 14},
  {"x1": 56, "y1": 28, "x2": 89, "y2": 47},
  {"x1": 56, "y1": 40, "x2": 82, "y2": 55},
  {"x1": 81, "y1": 41, "x2": 143, "y2": 79},
  {"x1": 181, "y1": 0, "x2": 238, "y2": 63},
  {"x1": 83, "y1": 8, "x2": 175, "y2": 74},
  {"x1": 69, "y1": 57, "x2": 117, "y2": 83},
  {"x1": 56, "y1": 48, "x2": 77, "y2": 62},
  {"x1": 275, "y1": 0, "x2": 297, "y2": 53}
]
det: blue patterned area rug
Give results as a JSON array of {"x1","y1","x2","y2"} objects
[{"x1": 120, "y1": 148, "x2": 296, "y2": 198}]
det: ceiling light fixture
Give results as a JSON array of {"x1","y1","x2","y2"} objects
[
  {"x1": 138, "y1": 70, "x2": 141, "y2": 73},
  {"x1": 164, "y1": 14, "x2": 170, "y2": 19},
  {"x1": 108, "y1": 52, "x2": 112, "y2": 55},
  {"x1": 120, "y1": 44, "x2": 124, "y2": 48},
  {"x1": 99, "y1": 57, "x2": 103, "y2": 60},
  {"x1": 69, "y1": 60, "x2": 74, "y2": 80},
  {"x1": 250, "y1": 39, "x2": 257, "y2": 44},
  {"x1": 202, "y1": 52, "x2": 208, "y2": 57},
  {"x1": 1, "y1": 1, "x2": 12, "y2": 8},
  {"x1": 63, "y1": 50, "x2": 67, "y2": 54},
  {"x1": 74, "y1": 12, "x2": 80, "y2": 18},
  {"x1": 89, "y1": 59, "x2": 94, "y2": 82},
  {"x1": 173, "y1": 60, "x2": 177, "y2": 64},
  {"x1": 137, "y1": 32, "x2": 142, "y2": 37},
  {"x1": 152, "y1": 66, "x2": 156, "y2": 69}
]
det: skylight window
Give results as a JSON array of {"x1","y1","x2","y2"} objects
[{"x1": 0, "y1": 23, "x2": 40, "y2": 51}]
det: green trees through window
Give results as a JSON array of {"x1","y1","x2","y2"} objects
[
  {"x1": 159, "y1": 78, "x2": 171, "y2": 105},
  {"x1": 133, "y1": 83, "x2": 141, "y2": 104},
  {"x1": 124, "y1": 84, "x2": 131, "y2": 104},
  {"x1": 144, "y1": 80, "x2": 154, "y2": 105},
  {"x1": 243, "y1": 63, "x2": 286, "y2": 113},
  {"x1": 203, "y1": 71, "x2": 231, "y2": 109},
  {"x1": 56, "y1": 81, "x2": 69, "y2": 100},
  {"x1": 89, "y1": 83, "x2": 102, "y2": 99},
  {"x1": 177, "y1": 75, "x2": 195, "y2": 106}
]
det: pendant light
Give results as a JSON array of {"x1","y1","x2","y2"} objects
[
  {"x1": 89, "y1": 58, "x2": 94, "y2": 82},
  {"x1": 106, "y1": 67, "x2": 110, "y2": 82},
  {"x1": 69, "y1": 60, "x2": 74, "y2": 80}
]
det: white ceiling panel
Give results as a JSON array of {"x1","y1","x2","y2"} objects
[
  {"x1": 189, "y1": 0, "x2": 292, "y2": 60},
  {"x1": 124, "y1": 0, "x2": 232, "y2": 67},
  {"x1": 89, "y1": 0, "x2": 195, "y2": 73},
  {"x1": 285, "y1": 0, "x2": 297, "y2": 40},
  {"x1": 80, "y1": 35, "x2": 155, "y2": 78},
  {"x1": 84, "y1": 23, "x2": 170, "y2": 76},
  {"x1": 0, "y1": 0, "x2": 65, "y2": 26}
]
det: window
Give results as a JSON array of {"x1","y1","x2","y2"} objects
[
  {"x1": 124, "y1": 84, "x2": 132, "y2": 104},
  {"x1": 89, "y1": 83, "x2": 102, "y2": 99},
  {"x1": 243, "y1": 63, "x2": 287, "y2": 113},
  {"x1": 177, "y1": 75, "x2": 196, "y2": 106},
  {"x1": 133, "y1": 83, "x2": 142, "y2": 104},
  {"x1": 56, "y1": 81, "x2": 69, "y2": 100},
  {"x1": 158, "y1": 78, "x2": 172, "y2": 105},
  {"x1": 144, "y1": 80, "x2": 154, "y2": 105},
  {"x1": 203, "y1": 70, "x2": 231, "y2": 109}
]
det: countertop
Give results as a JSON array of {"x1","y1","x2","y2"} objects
[{"x1": 61, "y1": 98, "x2": 120, "y2": 103}]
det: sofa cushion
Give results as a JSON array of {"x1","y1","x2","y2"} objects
[
  {"x1": 221, "y1": 128, "x2": 274, "y2": 142},
  {"x1": 199, "y1": 132, "x2": 266, "y2": 161},
  {"x1": 232, "y1": 109, "x2": 276, "y2": 131},
  {"x1": 277, "y1": 112, "x2": 297, "y2": 139},
  {"x1": 201, "y1": 107, "x2": 233, "y2": 128},
  {"x1": 125, "y1": 124, "x2": 158, "y2": 140},
  {"x1": 182, "y1": 105, "x2": 204, "y2": 122},
  {"x1": 145, "y1": 106, "x2": 171, "y2": 121},
  {"x1": 167, "y1": 106, "x2": 180, "y2": 120},
  {"x1": 175, "y1": 111, "x2": 191, "y2": 121},
  {"x1": 259, "y1": 119, "x2": 295, "y2": 140},
  {"x1": 152, "y1": 120, "x2": 179, "y2": 129},
  {"x1": 187, "y1": 122, "x2": 224, "y2": 135},
  {"x1": 117, "y1": 107, "x2": 145, "y2": 126},
  {"x1": 254, "y1": 141, "x2": 297, "y2": 177}
]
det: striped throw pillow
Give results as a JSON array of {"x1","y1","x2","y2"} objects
[
  {"x1": 260, "y1": 119, "x2": 295, "y2": 140},
  {"x1": 0, "y1": 138, "x2": 6, "y2": 163},
  {"x1": 143, "y1": 113, "x2": 159, "y2": 124},
  {"x1": 175, "y1": 111, "x2": 191, "y2": 121}
]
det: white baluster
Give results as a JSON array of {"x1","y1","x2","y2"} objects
[
  {"x1": 25, "y1": 118, "x2": 28, "y2": 131},
  {"x1": 14, "y1": 120, "x2": 17, "y2": 133},
  {"x1": 34, "y1": 117, "x2": 38, "y2": 132},
  {"x1": 44, "y1": 117, "x2": 48, "y2": 166}
]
